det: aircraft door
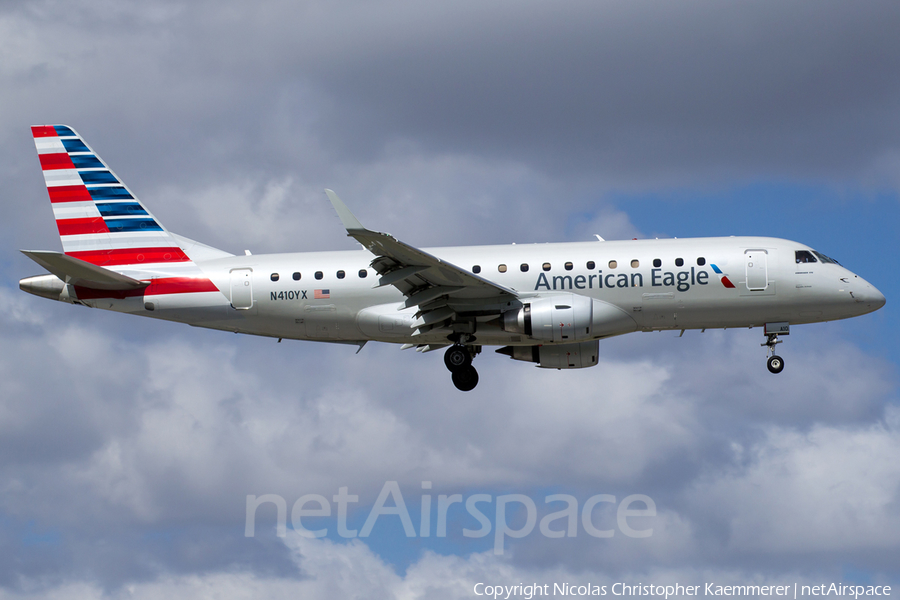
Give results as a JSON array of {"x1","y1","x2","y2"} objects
[
  {"x1": 230, "y1": 268, "x2": 254, "y2": 309},
  {"x1": 745, "y1": 250, "x2": 768, "y2": 291}
]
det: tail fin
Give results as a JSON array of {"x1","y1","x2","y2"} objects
[{"x1": 32, "y1": 125, "x2": 192, "y2": 270}]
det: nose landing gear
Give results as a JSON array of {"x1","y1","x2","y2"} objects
[
  {"x1": 445, "y1": 344, "x2": 479, "y2": 391},
  {"x1": 762, "y1": 333, "x2": 785, "y2": 374},
  {"x1": 766, "y1": 354, "x2": 785, "y2": 374}
]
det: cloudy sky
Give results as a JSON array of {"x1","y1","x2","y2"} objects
[{"x1": 1, "y1": 0, "x2": 899, "y2": 598}]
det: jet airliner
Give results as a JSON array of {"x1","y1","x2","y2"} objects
[{"x1": 19, "y1": 126, "x2": 886, "y2": 390}]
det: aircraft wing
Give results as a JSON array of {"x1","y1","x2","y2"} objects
[{"x1": 325, "y1": 190, "x2": 519, "y2": 336}]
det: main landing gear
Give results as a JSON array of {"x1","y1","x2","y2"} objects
[
  {"x1": 445, "y1": 344, "x2": 479, "y2": 391},
  {"x1": 762, "y1": 333, "x2": 785, "y2": 374}
]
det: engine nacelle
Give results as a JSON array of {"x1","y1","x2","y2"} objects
[
  {"x1": 502, "y1": 293, "x2": 592, "y2": 342},
  {"x1": 497, "y1": 340, "x2": 599, "y2": 369},
  {"x1": 501, "y1": 294, "x2": 636, "y2": 342}
]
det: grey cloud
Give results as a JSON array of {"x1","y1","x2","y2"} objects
[
  {"x1": 217, "y1": 0, "x2": 900, "y2": 184},
  {"x1": 5, "y1": 0, "x2": 900, "y2": 210}
]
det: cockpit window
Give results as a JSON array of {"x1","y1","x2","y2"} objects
[
  {"x1": 795, "y1": 250, "x2": 817, "y2": 264},
  {"x1": 812, "y1": 250, "x2": 840, "y2": 265}
]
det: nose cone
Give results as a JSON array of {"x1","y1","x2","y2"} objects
[
  {"x1": 869, "y1": 285, "x2": 886, "y2": 311},
  {"x1": 856, "y1": 277, "x2": 886, "y2": 313}
]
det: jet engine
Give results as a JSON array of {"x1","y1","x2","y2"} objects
[{"x1": 501, "y1": 293, "x2": 637, "y2": 342}]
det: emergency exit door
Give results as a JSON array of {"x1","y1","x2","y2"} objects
[{"x1": 230, "y1": 269, "x2": 253, "y2": 309}]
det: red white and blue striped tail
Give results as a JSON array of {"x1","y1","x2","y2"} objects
[
  {"x1": 32, "y1": 124, "x2": 194, "y2": 272},
  {"x1": 29, "y1": 124, "x2": 228, "y2": 300}
]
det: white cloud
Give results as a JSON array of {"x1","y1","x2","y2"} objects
[
  {"x1": 2, "y1": 533, "x2": 894, "y2": 599},
  {"x1": 150, "y1": 149, "x2": 610, "y2": 257},
  {"x1": 689, "y1": 406, "x2": 900, "y2": 553},
  {"x1": 0, "y1": 286, "x2": 47, "y2": 327}
]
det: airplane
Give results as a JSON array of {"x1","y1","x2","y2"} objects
[{"x1": 20, "y1": 125, "x2": 886, "y2": 391}]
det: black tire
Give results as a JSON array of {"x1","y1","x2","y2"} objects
[
  {"x1": 451, "y1": 365, "x2": 479, "y2": 391},
  {"x1": 444, "y1": 345, "x2": 471, "y2": 372},
  {"x1": 767, "y1": 355, "x2": 785, "y2": 374}
]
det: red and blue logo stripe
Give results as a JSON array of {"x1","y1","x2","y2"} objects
[{"x1": 710, "y1": 264, "x2": 736, "y2": 288}]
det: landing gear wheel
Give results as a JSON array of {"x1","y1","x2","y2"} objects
[
  {"x1": 767, "y1": 355, "x2": 785, "y2": 374},
  {"x1": 444, "y1": 345, "x2": 471, "y2": 372},
  {"x1": 452, "y1": 365, "x2": 479, "y2": 391}
]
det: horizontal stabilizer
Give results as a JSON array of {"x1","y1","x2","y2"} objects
[{"x1": 21, "y1": 250, "x2": 147, "y2": 290}]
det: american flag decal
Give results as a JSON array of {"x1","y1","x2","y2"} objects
[{"x1": 314, "y1": 289, "x2": 330, "y2": 299}]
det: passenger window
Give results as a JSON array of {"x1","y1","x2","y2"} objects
[
  {"x1": 358, "y1": 269, "x2": 367, "y2": 278},
  {"x1": 631, "y1": 259, "x2": 640, "y2": 268},
  {"x1": 292, "y1": 272, "x2": 301, "y2": 281},
  {"x1": 564, "y1": 262, "x2": 573, "y2": 271},
  {"x1": 498, "y1": 264, "x2": 507, "y2": 273},
  {"x1": 520, "y1": 263, "x2": 529, "y2": 272},
  {"x1": 472, "y1": 265, "x2": 481, "y2": 274},
  {"x1": 608, "y1": 260, "x2": 617, "y2": 269},
  {"x1": 796, "y1": 250, "x2": 818, "y2": 264},
  {"x1": 586, "y1": 261, "x2": 595, "y2": 269},
  {"x1": 270, "y1": 273, "x2": 279, "y2": 282},
  {"x1": 675, "y1": 258, "x2": 684, "y2": 267},
  {"x1": 653, "y1": 259, "x2": 661, "y2": 268},
  {"x1": 697, "y1": 257, "x2": 706, "y2": 266},
  {"x1": 315, "y1": 271, "x2": 323, "y2": 280},
  {"x1": 542, "y1": 262, "x2": 551, "y2": 271},
  {"x1": 337, "y1": 270, "x2": 345, "y2": 279}
]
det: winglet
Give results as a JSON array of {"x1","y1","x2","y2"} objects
[{"x1": 325, "y1": 189, "x2": 366, "y2": 233}]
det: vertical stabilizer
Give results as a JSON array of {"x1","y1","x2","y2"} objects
[
  {"x1": 32, "y1": 125, "x2": 191, "y2": 271},
  {"x1": 29, "y1": 125, "x2": 225, "y2": 301}
]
